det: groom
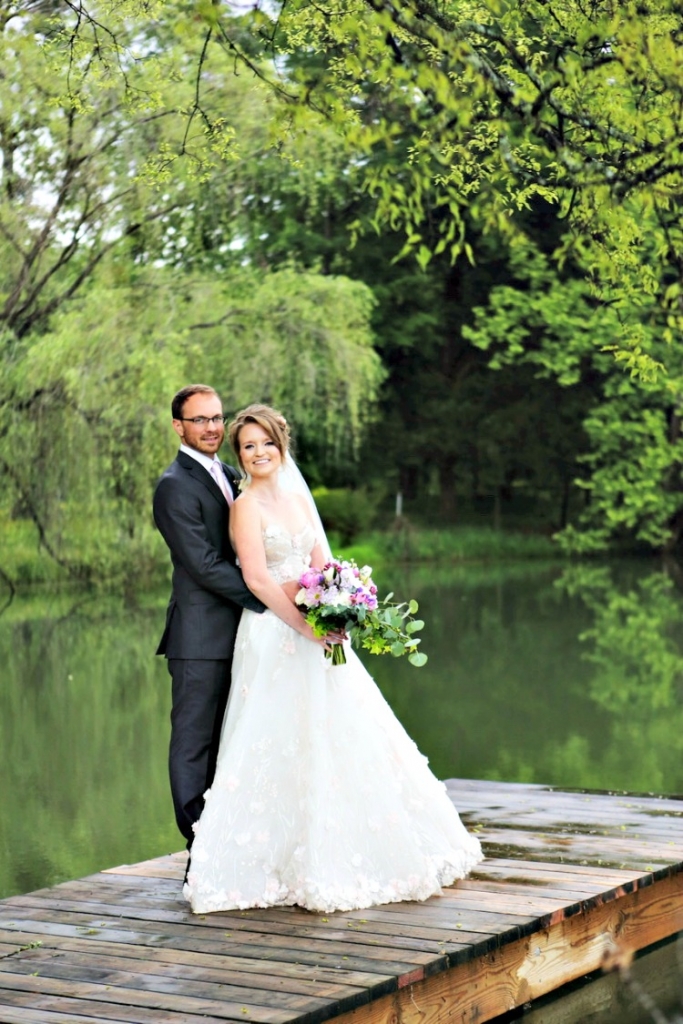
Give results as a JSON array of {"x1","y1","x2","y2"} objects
[{"x1": 153, "y1": 384, "x2": 265, "y2": 860}]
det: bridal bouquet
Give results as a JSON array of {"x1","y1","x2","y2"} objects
[{"x1": 295, "y1": 558, "x2": 427, "y2": 667}]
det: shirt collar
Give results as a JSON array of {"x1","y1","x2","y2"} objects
[{"x1": 180, "y1": 444, "x2": 221, "y2": 474}]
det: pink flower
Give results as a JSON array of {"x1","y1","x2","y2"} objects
[
  {"x1": 296, "y1": 555, "x2": 424, "y2": 668},
  {"x1": 300, "y1": 569, "x2": 323, "y2": 589}
]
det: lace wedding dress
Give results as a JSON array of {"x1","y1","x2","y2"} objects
[{"x1": 184, "y1": 522, "x2": 483, "y2": 914}]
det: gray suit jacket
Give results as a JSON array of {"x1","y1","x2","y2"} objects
[{"x1": 153, "y1": 450, "x2": 265, "y2": 659}]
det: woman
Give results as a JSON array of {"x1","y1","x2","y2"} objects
[{"x1": 184, "y1": 404, "x2": 483, "y2": 913}]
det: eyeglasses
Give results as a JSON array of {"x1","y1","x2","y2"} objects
[{"x1": 179, "y1": 415, "x2": 227, "y2": 426}]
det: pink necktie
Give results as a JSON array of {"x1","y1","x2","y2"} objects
[{"x1": 210, "y1": 461, "x2": 233, "y2": 506}]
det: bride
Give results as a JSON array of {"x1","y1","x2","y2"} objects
[{"x1": 184, "y1": 404, "x2": 483, "y2": 914}]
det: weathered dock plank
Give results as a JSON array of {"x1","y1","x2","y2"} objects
[{"x1": 1, "y1": 779, "x2": 681, "y2": 1024}]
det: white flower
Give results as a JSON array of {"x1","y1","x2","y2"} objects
[{"x1": 323, "y1": 566, "x2": 335, "y2": 583}]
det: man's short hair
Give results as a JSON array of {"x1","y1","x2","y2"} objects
[{"x1": 171, "y1": 384, "x2": 220, "y2": 421}]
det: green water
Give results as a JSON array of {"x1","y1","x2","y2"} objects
[{"x1": 2, "y1": 558, "x2": 683, "y2": 901}]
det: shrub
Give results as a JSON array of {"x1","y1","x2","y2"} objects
[{"x1": 312, "y1": 487, "x2": 381, "y2": 545}]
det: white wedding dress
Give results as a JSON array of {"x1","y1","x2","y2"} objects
[{"x1": 184, "y1": 521, "x2": 483, "y2": 914}]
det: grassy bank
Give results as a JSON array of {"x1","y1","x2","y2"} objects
[
  {"x1": 333, "y1": 524, "x2": 559, "y2": 568},
  {"x1": 0, "y1": 517, "x2": 74, "y2": 585},
  {"x1": 1, "y1": 516, "x2": 560, "y2": 590},
  {"x1": 0, "y1": 515, "x2": 168, "y2": 589}
]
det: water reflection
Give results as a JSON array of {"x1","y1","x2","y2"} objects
[
  {"x1": 1, "y1": 558, "x2": 682, "y2": 900},
  {"x1": 0, "y1": 588, "x2": 176, "y2": 900},
  {"x1": 373, "y1": 559, "x2": 683, "y2": 795}
]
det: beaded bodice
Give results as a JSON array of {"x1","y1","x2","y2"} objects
[{"x1": 263, "y1": 521, "x2": 316, "y2": 584}]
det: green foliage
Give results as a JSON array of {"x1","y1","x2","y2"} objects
[
  {"x1": 0, "y1": 261, "x2": 380, "y2": 582},
  {"x1": 354, "y1": 596, "x2": 428, "y2": 667},
  {"x1": 312, "y1": 487, "x2": 382, "y2": 544},
  {"x1": 558, "y1": 563, "x2": 683, "y2": 715},
  {"x1": 303, "y1": 566, "x2": 427, "y2": 666},
  {"x1": 368, "y1": 523, "x2": 559, "y2": 563},
  {"x1": 72, "y1": 0, "x2": 683, "y2": 369},
  {"x1": 4, "y1": 0, "x2": 683, "y2": 572},
  {"x1": 0, "y1": 7, "x2": 387, "y2": 583},
  {"x1": 464, "y1": 239, "x2": 683, "y2": 551}
]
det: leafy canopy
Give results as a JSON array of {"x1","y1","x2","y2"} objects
[{"x1": 54, "y1": 0, "x2": 683, "y2": 368}]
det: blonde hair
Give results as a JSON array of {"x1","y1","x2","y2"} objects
[{"x1": 228, "y1": 404, "x2": 290, "y2": 474}]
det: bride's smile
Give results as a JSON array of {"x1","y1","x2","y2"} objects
[{"x1": 238, "y1": 423, "x2": 283, "y2": 480}]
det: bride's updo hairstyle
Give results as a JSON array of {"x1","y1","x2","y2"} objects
[{"x1": 228, "y1": 403, "x2": 290, "y2": 475}]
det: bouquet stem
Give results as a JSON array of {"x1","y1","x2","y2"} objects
[{"x1": 325, "y1": 643, "x2": 347, "y2": 666}]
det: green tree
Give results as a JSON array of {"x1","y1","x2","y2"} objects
[
  {"x1": 170, "y1": 105, "x2": 591, "y2": 524},
  {"x1": 9, "y1": 0, "x2": 681, "y2": 560},
  {"x1": 2, "y1": 261, "x2": 381, "y2": 582},
  {"x1": 464, "y1": 238, "x2": 683, "y2": 550},
  {"x1": 62, "y1": 0, "x2": 683, "y2": 370},
  {"x1": 0, "y1": 9, "x2": 384, "y2": 582}
]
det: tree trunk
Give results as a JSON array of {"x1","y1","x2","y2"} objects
[
  {"x1": 439, "y1": 460, "x2": 458, "y2": 520},
  {"x1": 493, "y1": 487, "x2": 502, "y2": 531},
  {"x1": 559, "y1": 475, "x2": 571, "y2": 529}
]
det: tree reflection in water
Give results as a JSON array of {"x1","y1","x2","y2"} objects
[
  {"x1": 557, "y1": 561, "x2": 683, "y2": 794},
  {"x1": 1, "y1": 559, "x2": 683, "y2": 902},
  {"x1": 369, "y1": 558, "x2": 683, "y2": 796}
]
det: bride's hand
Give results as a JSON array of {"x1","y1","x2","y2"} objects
[
  {"x1": 280, "y1": 580, "x2": 300, "y2": 603},
  {"x1": 299, "y1": 621, "x2": 345, "y2": 651},
  {"x1": 321, "y1": 629, "x2": 346, "y2": 651}
]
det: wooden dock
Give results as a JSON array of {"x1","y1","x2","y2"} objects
[{"x1": 1, "y1": 778, "x2": 682, "y2": 1024}]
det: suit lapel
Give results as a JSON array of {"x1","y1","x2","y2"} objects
[
  {"x1": 176, "y1": 451, "x2": 240, "y2": 507},
  {"x1": 176, "y1": 451, "x2": 225, "y2": 508}
]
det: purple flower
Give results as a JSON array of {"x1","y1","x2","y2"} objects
[{"x1": 296, "y1": 554, "x2": 424, "y2": 666}]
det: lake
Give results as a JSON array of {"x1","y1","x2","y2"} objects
[{"x1": 2, "y1": 557, "x2": 682, "y2": 1020}]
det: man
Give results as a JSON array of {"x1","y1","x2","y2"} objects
[{"x1": 153, "y1": 384, "x2": 265, "y2": 867}]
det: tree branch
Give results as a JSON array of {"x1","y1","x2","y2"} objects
[{"x1": 0, "y1": 454, "x2": 79, "y2": 575}]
